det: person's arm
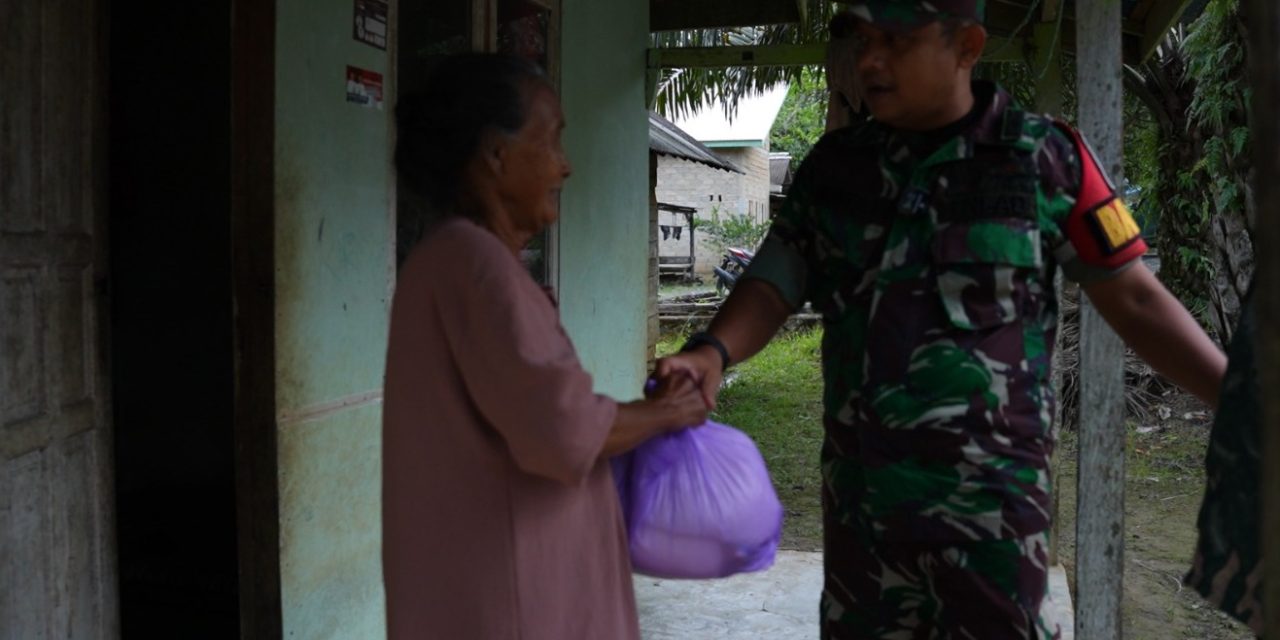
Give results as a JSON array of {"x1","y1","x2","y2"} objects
[
  {"x1": 654, "y1": 278, "x2": 792, "y2": 409},
  {"x1": 1082, "y1": 260, "x2": 1227, "y2": 408},
  {"x1": 1043, "y1": 124, "x2": 1227, "y2": 408},
  {"x1": 436, "y1": 226, "x2": 699, "y2": 485},
  {"x1": 657, "y1": 140, "x2": 821, "y2": 408},
  {"x1": 599, "y1": 375, "x2": 708, "y2": 457}
]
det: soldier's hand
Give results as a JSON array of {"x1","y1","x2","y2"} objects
[
  {"x1": 652, "y1": 375, "x2": 709, "y2": 430},
  {"x1": 654, "y1": 347, "x2": 723, "y2": 411}
]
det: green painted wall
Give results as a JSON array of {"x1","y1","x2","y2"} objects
[
  {"x1": 274, "y1": 0, "x2": 393, "y2": 637},
  {"x1": 559, "y1": 0, "x2": 651, "y2": 401}
]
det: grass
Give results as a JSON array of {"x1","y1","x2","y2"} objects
[
  {"x1": 1053, "y1": 399, "x2": 1253, "y2": 639},
  {"x1": 658, "y1": 328, "x2": 826, "y2": 551},
  {"x1": 658, "y1": 281, "x2": 715, "y2": 300}
]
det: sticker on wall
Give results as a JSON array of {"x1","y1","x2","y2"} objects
[
  {"x1": 345, "y1": 66, "x2": 384, "y2": 110},
  {"x1": 354, "y1": 0, "x2": 388, "y2": 50}
]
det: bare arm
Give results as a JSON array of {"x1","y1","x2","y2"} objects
[
  {"x1": 1082, "y1": 261, "x2": 1227, "y2": 408},
  {"x1": 599, "y1": 375, "x2": 707, "y2": 458},
  {"x1": 654, "y1": 278, "x2": 793, "y2": 409}
]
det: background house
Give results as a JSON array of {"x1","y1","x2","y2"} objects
[
  {"x1": 655, "y1": 85, "x2": 787, "y2": 276},
  {"x1": 648, "y1": 111, "x2": 743, "y2": 278}
]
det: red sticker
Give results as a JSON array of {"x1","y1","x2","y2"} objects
[{"x1": 345, "y1": 66, "x2": 383, "y2": 110}]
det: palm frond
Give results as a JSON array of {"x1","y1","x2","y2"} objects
[{"x1": 650, "y1": 0, "x2": 840, "y2": 120}]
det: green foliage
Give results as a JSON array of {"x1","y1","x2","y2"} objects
[
  {"x1": 770, "y1": 66, "x2": 829, "y2": 161},
  {"x1": 984, "y1": 0, "x2": 1251, "y2": 337},
  {"x1": 1139, "y1": 0, "x2": 1251, "y2": 335},
  {"x1": 649, "y1": 1, "x2": 841, "y2": 120},
  {"x1": 697, "y1": 205, "x2": 771, "y2": 254},
  {"x1": 1122, "y1": 90, "x2": 1163, "y2": 236}
]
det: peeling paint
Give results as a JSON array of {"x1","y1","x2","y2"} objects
[{"x1": 273, "y1": 0, "x2": 393, "y2": 635}]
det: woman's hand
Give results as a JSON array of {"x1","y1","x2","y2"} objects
[
  {"x1": 654, "y1": 347, "x2": 725, "y2": 410},
  {"x1": 646, "y1": 373, "x2": 709, "y2": 431},
  {"x1": 600, "y1": 374, "x2": 709, "y2": 458}
]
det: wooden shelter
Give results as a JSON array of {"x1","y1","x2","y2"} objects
[
  {"x1": 644, "y1": 0, "x2": 1230, "y2": 638},
  {"x1": 648, "y1": 0, "x2": 1207, "y2": 69}
]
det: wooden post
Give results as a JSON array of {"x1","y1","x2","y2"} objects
[
  {"x1": 1032, "y1": 6, "x2": 1064, "y2": 116},
  {"x1": 646, "y1": 67, "x2": 661, "y2": 109},
  {"x1": 231, "y1": 0, "x2": 283, "y2": 634},
  {"x1": 1074, "y1": 0, "x2": 1127, "y2": 638},
  {"x1": 688, "y1": 210, "x2": 696, "y2": 277},
  {"x1": 1244, "y1": 0, "x2": 1280, "y2": 635},
  {"x1": 648, "y1": 152, "x2": 660, "y2": 371}
]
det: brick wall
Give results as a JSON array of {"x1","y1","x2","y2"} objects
[{"x1": 654, "y1": 144, "x2": 772, "y2": 276}]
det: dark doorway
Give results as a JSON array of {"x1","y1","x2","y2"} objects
[{"x1": 108, "y1": 1, "x2": 239, "y2": 636}]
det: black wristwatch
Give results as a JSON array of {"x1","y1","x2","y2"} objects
[{"x1": 681, "y1": 331, "x2": 730, "y2": 372}]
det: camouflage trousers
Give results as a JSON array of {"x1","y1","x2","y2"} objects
[{"x1": 820, "y1": 514, "x2": 1061, "y2": 639}]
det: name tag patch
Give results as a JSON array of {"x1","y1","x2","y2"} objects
[
  {"x1": 942, "y1": 193, "x2": 1036, "y2": 221},
  {"x1": 935, "y1": 159, "x2": 1037, "y2": 222},
  {"x1": 1089, "y1": 198, "x2": 1142, "y2": 253}
]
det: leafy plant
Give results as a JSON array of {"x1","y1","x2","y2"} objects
[
  {"x1": 649, "y1": 1, "x2": 841, "y2": 120},
  {"x1": 1126, "y1": 0, "x2": 1254, "y2": 343},
  {"x1": 770, "y1": 66, "x2": 829, "y2": 161},
  {"x1": 697, "y1": 205, "x2": 770, "y2": 256}
]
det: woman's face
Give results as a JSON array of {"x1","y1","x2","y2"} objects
[{"x1": 495, "y1": 83, "x2": 571, "y2": 236}]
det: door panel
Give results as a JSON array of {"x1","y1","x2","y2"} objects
[{"x1": 0, "y1": 0, "x2": 116, "y2": 636}]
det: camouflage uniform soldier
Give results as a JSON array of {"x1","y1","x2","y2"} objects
[
  {"x1": 1188, "y1": 285, "x2": 1264, "y2": 635},
  {"x1": 657, "y1": 1, "x2": 1228, "y2": 638}
]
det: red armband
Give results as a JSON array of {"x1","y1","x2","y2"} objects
[{"x1": 1057, "y1": 123, "x2": 1148, "y2": 270}]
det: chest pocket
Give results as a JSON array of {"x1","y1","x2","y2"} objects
[
  {"x1": 930, "y1": 156, "x2": 1042, "y2": 330},
  {"x1": 809, "y1": 153, "x2": 895, "y2": 319}
]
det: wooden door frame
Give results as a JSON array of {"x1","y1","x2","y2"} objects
[
  {"x1": 471, "y1": 0, "x2": 563, "y2": 292},
  {"x1": 230, "y1": 0, "x2": 282, "y2": 636}
]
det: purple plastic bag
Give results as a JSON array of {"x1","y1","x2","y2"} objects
[{"x1": 610, "y1": 421, "x2": 783, "y2": 579}]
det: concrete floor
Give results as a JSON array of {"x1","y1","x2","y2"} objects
[
  {"x1": 635, "y1": 551, "x2": 822, "y2": 640},
  {"x1": 635, "y1": 552, "x2": 1075, "y2": 639}
]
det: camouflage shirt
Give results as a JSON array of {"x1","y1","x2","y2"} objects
[
  {"x1": 744, "y1": 82, "x2": 1147, "y2": 543},
  {"x1": 1187, "y1": 286, "x2": 1263, "y2": 634}
]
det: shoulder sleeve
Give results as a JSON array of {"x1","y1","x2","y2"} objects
[
  {"x1": 1042, "y1": 123, "x2": 1148, "y2": 283},
  {"x1": 433, "y1": 226, "x2": 617, "y2": 485},
  {"x1": 740, "y1": 169, "x2": 812, "y2": 309},
  {"x1": 739, "y1": 136, "x2": 838, "y2": 309}
]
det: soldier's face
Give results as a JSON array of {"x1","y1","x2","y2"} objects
[{"x1": 850, "y1": 20, "x2": 972, "y2": 131}]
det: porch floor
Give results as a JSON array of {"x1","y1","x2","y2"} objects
[{"x1": 635, "y1": 552, "x2": 1075, "y2": 639}]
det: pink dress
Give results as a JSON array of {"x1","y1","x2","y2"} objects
[{"x1": 382, "y1": 217, "x2": 639, "y2": 640}]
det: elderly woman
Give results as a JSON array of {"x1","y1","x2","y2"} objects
[{"x1": 382, "y1": 53, "x2": 706, "y2": 640}]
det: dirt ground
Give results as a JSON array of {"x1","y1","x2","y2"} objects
[{"x1": 1054, "y1": 391, "x2": 1254, "y2": 639}]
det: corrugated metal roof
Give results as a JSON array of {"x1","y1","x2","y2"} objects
[
  {"x1": 649, "y1": 111, "x2": 745, "y2": 174},
  {"x1": 769, "y1": 152, "x2": 792, "y2": 193}
]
